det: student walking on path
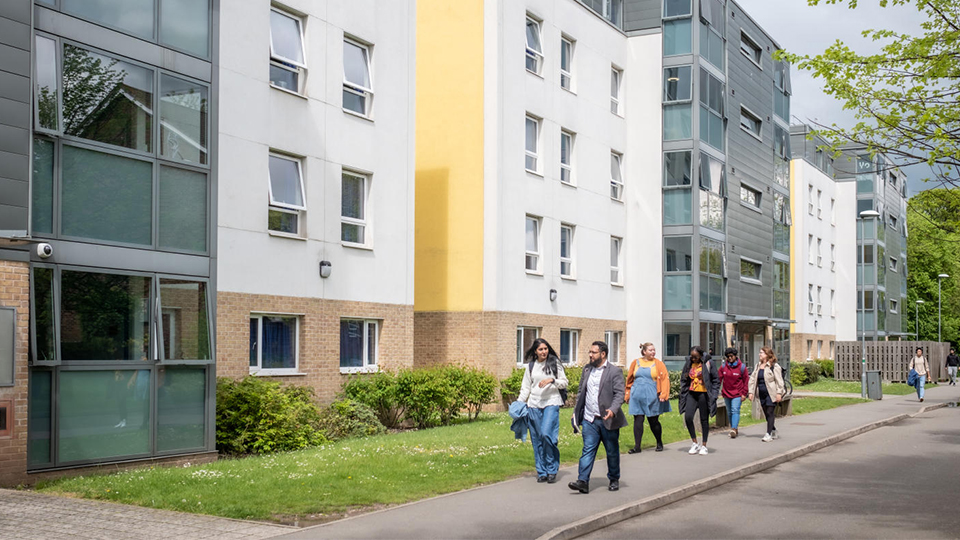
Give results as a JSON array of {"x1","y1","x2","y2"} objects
[
  {"x1": 946, "y1": 348, "x2": 958, "y2": 386},
  {"x1": 718, "y1": 347, "x2": 749, "y2": 439},
  {"x1": 569, "y1": 341, "x2": 627, "y2": 494},
  {"x1": 625, "y1": 342, "x2": 671, "y2": 453},
  {"x1": 518, "y1": 338, "x2": 568, "y2": 484},
  {"x1": 748, "y1": 346, "x2": 785, "y2": 442},
  {"x1": 678, "y1": 346, "x2": 719, "y2": 455},
  {"x1": 908, "y1": 347, "x2": 931, "y2": 402}
]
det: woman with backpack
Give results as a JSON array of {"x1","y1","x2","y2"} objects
[
  {"x1": 625, "y1": 342, "x2": 671, "y2": 453},
  {"x1": 718, "y1": 347, "x2": 749, "y2": 439},
  {"x1": 518, "y1": 338, "x2": 568, "y2": 484},
  {"x1": 908, "y1": 347, "x2": 930, "y2": 402},
  {"x1": 678, "y1": 346, "x2": 720, "y2": 455},
  {"x1": 748, "y1": 346, "x2": 786, "y2": 442}
]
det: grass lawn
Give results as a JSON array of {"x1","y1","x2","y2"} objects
[
  {"x1": 37, "y1": 396, "x2": 863, "y2": 523},
  {"x1": 795, "y1": 378, "x2": 935, "y2": 395}
]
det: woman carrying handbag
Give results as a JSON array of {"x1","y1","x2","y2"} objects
[{"x1": 748, "y1": 346, "x2": 785, "y2": 442}]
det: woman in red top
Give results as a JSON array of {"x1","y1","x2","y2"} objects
[{"x1": 717, "y1": 347, "x2": 749, "y2": 438}]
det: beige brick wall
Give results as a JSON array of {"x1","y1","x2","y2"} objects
[
  {"x1": 791, "y1": 332, "x2": 837, "y2": 361},
  {"x1": 0, "y1": 261, "x2": 30, "y2": 486},
  {"x1": 217, "y1": 292, "x2": 415, "y2": 404},
  {"x1": 414, "y1": 310, "x2": 627, "y2": 384}
]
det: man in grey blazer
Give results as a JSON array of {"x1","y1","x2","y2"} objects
[{"x1": 569, "y1": 340, "x2": 628, "y2": 494}]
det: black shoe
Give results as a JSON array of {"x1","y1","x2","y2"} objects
[
  {"x1": 568, "y1": 480, "x2": 589, "y2": 494},
  {"x1": 627, "y1": 447, "x2": 641, "y2": 454},
  {"x1": 655, "y1": 443, "x2": 664, "y2": 452},
  {"x1": 546, "y1": 474, "x2": 557, "y2": 484},
  {"x1": 608, "y1": 480, "x2": 619, "y2": 491},
  {"x1": 537, "y1": 476, "x2": 547, "y2": 483}
]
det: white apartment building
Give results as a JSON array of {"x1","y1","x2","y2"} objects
[
  {"x1": 217, "y1": 0, "x2": 416, "y2": 402},
  {"x1": 790, "y1": 125, "x2": 857, "y2": 360}
]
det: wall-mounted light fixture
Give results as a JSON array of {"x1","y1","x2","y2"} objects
[
  {"x1": 320, "y1": 260, "x2": 332, "y2": 278},
  {"x1": 549, "y1": 288, "x2": 558, "y2": 302}
]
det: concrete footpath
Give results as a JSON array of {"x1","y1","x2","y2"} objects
[{"x1": 277, "y1": 384, "x2": 960, "y2": 540}]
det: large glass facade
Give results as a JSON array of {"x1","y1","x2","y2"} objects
[{"x1": 664, "y1": 237, "x2": 693, "y2": 310}]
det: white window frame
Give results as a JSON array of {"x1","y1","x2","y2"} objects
[
  {"x1": 817, "y1": 189, "x2": 823, "y2": 219},
  {"x1": 610, "y1": 236, "x2": 623, "y2": 286},
  {"x1": 269, "y1": 8, "x2": 307, "y2": 94},
  {"x1": 525, "y1": 16, "x2": 544, "y2": 75},
  {"x1": 339, "y1": 318, "x2": 379, "y2": 373},
  {"x1": 341, "y1": 169, "x2": 370, "y2": 248},
  {"x1": 525, "y1": 114, "x2": 541, "y2": 174},
  {"x1": 560, "y1": 223, "x2": 575, "y2": 279},
  {"x1": 560, "y1": 129, "x2": 575, "y2": 185},
  {"x1": 268, "y1": 152, "x2": 306, "y2": 237},
  {"x1": 817, "y1": 238, "x2": 823, "y2": 267},
  {"x1": 610, "y1": 151, "x2": 624, "y2": 201},
  {"x1": 739, "y1": 106, "x2": 762, "y2": 140},
  {"x1": 808, "y1": 184, "x2": 814, "y2": 215},
  {"x1": 831, "y1": 198, "x2": 836, "y2": 225},
  {"x1": 525, "y1": 215, "x2": 542, "y2": 274},
  {"x1": 605, "y1": 330, "x2": 622, "y2": 365},
  {"x1": 739, "y1": 30, "x2": 762, "y2": 67},
  {"x1": 249, "y1": 314, "x2": 300, "y2": 375},
  {"x1": 831, "y1": 289, "x2": 836, "y2": 317},
  {"x1": 808, "y1": 234, "x2": 814, "y2": 265},
  {"x1": 610, "y1": 66, "x2": 622, "y2": 115},
  {"x1": 517, "y1": 326, "x2": 541, "y2": 365},
  {"x1": 560, "y1": 36, "x2": 574, "y2": 91},
  {"x1": 739, "y1": 184, "x2": 761, "y2": 210},
  {"x1": 343, "y1": 37, "x2": 374, "y2": 117},
  {"x1": 817, "y1": 286, "x2": 823, "y2": 316},
  {"x1": 808, "y1": 284, "x2": 814, "y2": 314},
  {"x1": 559, "y1": 329, "x2": 579, "y2": 365},
  {"x1": 831, "y1": 243, "x2": 836, "y2": 271}
]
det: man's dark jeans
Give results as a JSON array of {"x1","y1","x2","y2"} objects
[{"x1": 578, "y1": 417, "x2": 620, "y2": 482}]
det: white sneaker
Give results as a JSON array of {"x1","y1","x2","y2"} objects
[
  {"x1": 688, "y1": 442, "x2": 701, "y2": 454},
  {"x1": 761, "y1": 433, "x2": 773, "y2": 442},
  {"x1": 772, "y1": 429, "x2": 779, "y2": 440},
  {"x1": 114, "y1": 419, "x2": 126, "y2": 428},
  {"x1": 698, "y1": 445, "x2": 709, "y2": 455}
]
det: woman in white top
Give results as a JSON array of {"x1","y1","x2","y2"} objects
[
  {"x1": 518, "y1": 338, "x2": 568, "y2": 484},
  {"x1": 909, "y1": 347, "x2": 930, "y2": 402}
]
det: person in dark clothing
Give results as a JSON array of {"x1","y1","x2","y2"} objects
[
  {"x1": 946, "y1": 348, "x2": 959, "y2": 386},
  {"x1": 748, "y1": 346, "x2": 786, "y2": 442},
  {"x1": 678, "y1": 346, "x2": 720, "y2": 455}
]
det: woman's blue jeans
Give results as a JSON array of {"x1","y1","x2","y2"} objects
[
  {"x1": 527, "y1": 405, "x2": 560, "y2": 476},
  {"x1": 917, "y1": 375, "x2": 926, "y2": 399},
  {"x1": 723, "y1": 396, "x2": 742, "y2": 429}
]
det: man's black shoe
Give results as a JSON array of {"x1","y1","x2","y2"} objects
[
  {"x1": 537, "y1": 476, "x2": 547, "y2": 483},
  {"x1": 547, "y1": 474, "x2": 557, "y2": 484},
  {"x1": 608, "y1": 480, "x2": 619, "y2": 491},
  {"x1": 568, "y1": 480, "x2": 589, "y2": 494}
]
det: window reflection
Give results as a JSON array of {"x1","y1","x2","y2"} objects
[
  {"x1": 61, "y1": 0, "x2": 154, "y2": 40},
  {"x1": 160, "y1": 74, "x2": 208, "y2": 164},
  {"x1": 159, "y1": 279, "x2": 210, "y2": 360},
  {"x1": 59, "y1": 271, "x2": 151, "y2": 361}
]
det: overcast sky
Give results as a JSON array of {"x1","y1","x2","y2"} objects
[{"x1": 734, "y1": 0, "x2": 933, "y2": 196}]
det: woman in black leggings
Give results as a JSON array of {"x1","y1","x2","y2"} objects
[
  {"x1": 748, "y1": 346, "x2": 785, "y2": 442},
  {"x1": 678, "y1": 346, "x2": 720, "y2": 455}
]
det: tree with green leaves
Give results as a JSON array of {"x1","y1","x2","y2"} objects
[
  {"x1": 906, "y1": 188, "x2": 959, "y2": 345},
  {"x1": 780, "y1": 0, "x2": 960, "y2": 185}
]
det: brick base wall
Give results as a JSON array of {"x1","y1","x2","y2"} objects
[
  {"x1": 217, "y1": 292, "x2": 414, "y2": 404},
  {"x1": 0, "y1": 261, "x2": 29, "y2": 486},
  {"x1": 791, "y1": 332, "x2": 837, "y2": 361}
]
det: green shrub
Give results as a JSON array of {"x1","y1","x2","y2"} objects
[
  {"x1": 500, "y1": 368, "x2": 525, "y2": 400},
  {"x1": 451, "y1": 365, "x2": 498, "y2": 420},
  {"x1": 669, "y1": 370, "x2": 682, "y2": 399},
  {"x1": 815, "y1": 359, "x2": 835, "y2": 379},
  {"x1": 318, "y1": 399, "x2": 386, "y2": 441},
  {"x1": 790, "y1": 362, "x2": 821, "y2": 387},
  {"x1": 564, "y1": 365, "x2": 582, "y2": 406},
  {"x1": 216, "y1": 377, "x2": 326, "y2": 455},
  {"x1": 341, "y1": 371, "x2": 404, "y2": 428},
  {"x1": 396, "y1": 368, "x2": 455, "y2": 429}
]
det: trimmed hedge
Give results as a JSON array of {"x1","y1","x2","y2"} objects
[{"x1": 790, "y1": 361, "x2": 821, "y2": 387}]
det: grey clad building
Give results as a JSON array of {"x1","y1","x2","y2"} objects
[
  {"x1": 0, "y1": 0, "x2": 218, "y2": 483},
  {"x1": 625, "y1": 0, "x2": 793, "y2": 368}
]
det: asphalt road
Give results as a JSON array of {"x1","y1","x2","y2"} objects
[{"x1": 583, "y1": 404, "x2": 960, "y2": 540}]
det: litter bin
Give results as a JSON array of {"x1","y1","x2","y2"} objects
[{"x1": 865, "y1": 370, "x2": 882, "y2": 400}]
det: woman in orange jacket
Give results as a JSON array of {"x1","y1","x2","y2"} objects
[{"x1": 625, "y1": 342, "x2": 671, "y2": 453}]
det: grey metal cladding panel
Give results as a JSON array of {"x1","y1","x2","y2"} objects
[
  {"x1": 0, "y1": 16, "x2": 31, "y2": 51},
  {"x1": 623, "y1": 0, "x2": 662, "y2": 32},
  {"x1": 0, "y1": 124, "x2": 29, "y2": 156},
  {"x1": 0, "y1": 1, "x2": 30, "y2": 25},
  {"x1": 0, "y1": 70, "x2": 29, "y2": 103},
  {"x1": 0, "y1": 97, "x2": 30, "y2": 129},
  {"x1": 0, "y1": 42, "x2": 30, "y2": 77},
  {"x1": 0, "y1": 177, "x2": 27, "y2": 206},
  {"x1": 0, "y1": 203, "x2": 27, "y2": 231},
  {"x1": 0, "y1": 149, "x2": 28, "y2": 182}
]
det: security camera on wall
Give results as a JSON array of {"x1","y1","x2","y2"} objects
[{"x1": 36, "y1": 243, "x2": 53, "y2": 259}]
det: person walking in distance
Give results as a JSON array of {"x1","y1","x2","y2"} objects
[
  {"x1": 909, "y1": 347, "x2": 930, "y2": 402},
  {"x1": 518, "y1": 338, "x2": 568, "y2": 484},
  {"x1": 678, "y1": 346, "x2": 720, "y2": 455},
  {"x1": 569, "y1": 341, "x2": 627, "y2": 494},
  {"x1": 946, "y1": 348, "x2": 959, "y2": 386},
  {"x1": 748, "y1": 346, "x2": 785, "y2": 442},
  {"x1": 718, "y1": 347, "x2": 749, "y2": 439},
  {"x1": 625, "y1": 342, "x2": 671, "y2": 454}
]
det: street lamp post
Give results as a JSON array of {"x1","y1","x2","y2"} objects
[
  {"x1": 916, "y1": 300, "x2": 925, "y2": 340},
  {"x1": 859, "y1": 210, "x2": 880, "y2": 399},
  {"x1": 938, "y1": 273, "x2": 949, "y2": 343}
]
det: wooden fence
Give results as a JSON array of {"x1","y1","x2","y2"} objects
[{"x1": 835, "y1": 341, "x2": 949, "y2": 382}]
